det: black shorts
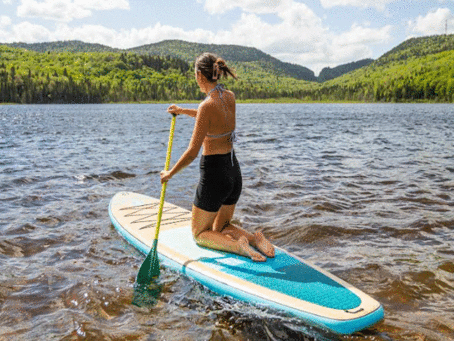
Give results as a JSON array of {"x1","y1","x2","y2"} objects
[{"x1": 194, "y1": 151, "x2": 242, "y2": 212}]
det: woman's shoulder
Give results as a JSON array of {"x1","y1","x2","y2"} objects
[
  {"x1": 197, "y1": 98, "x2": 216, "y2": 118},
  {"x1": 218, "y1": 89, "x2": 235, "y2": 106},
  {"x1": 224, "y1": 89, "x2": 235, "y2": 99}
]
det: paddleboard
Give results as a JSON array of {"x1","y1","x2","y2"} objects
[{"x1": 109, "y1": 191, "x2": 384, "y2": 335}]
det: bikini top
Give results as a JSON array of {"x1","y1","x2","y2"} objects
[{"x1": 205, "y1": 84, "x2": 237, "y2": 143}]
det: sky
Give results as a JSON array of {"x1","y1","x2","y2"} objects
[{"x1": 1, "y1": 0, "x2": 454, "y2": 75}]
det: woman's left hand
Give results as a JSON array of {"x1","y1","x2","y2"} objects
[
  {"x1": 167, "y1": 104, "x2": 181, "y2": 115},
  {"x1": 160, "y1": 170, "x2": 172, "y2": 184}
]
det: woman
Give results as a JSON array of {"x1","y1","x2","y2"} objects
[{"x1": 161, "y1": 53, "x2": 274, "y2": 262}]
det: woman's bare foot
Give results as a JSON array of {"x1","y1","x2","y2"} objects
[
  {"x1": 238, "y1": 236, "x2": 266, "y2": 262},
  {"x1": 253, "y1": 231, "x2": 275, "y2": 258}
]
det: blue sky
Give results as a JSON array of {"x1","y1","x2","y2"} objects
[{"x1": 1, "y1": 0, "x2": 454, "y2": 74}]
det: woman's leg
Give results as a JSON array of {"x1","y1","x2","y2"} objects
[
  {"x1": 213, "y1": 204, "x2": 275, "y2": 258},
  {"x1": 192, "y1": 205, "x2": 266, "y2": 262}
]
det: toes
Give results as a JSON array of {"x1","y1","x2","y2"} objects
[
  {"x1": 239, "y1": 236, "x2": 266, "y2": 262},
  {"x1": 250, "y1": 249, "x2": 266, "y2": 262},
  {"x1": 253, "y1": 254, "x2": 266, "y2": 262},
  {"x1": 253, "y1": 231, "x2": 275, "y2": 258}
]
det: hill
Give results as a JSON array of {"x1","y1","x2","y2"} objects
[
  {"x1": 303, "y1": 34, "x2": 454, "y2": 102},
  {"x1": 376, "y1": 34, "x2": 454, "y2": 65},
  {"x1": 5, "y1": 40, "x2": 119, "y2": 53},
  {"x1": 128, "y1": 40, "x2": 317, "y2": 81},
  {"x1": 2, "y1": 34, "x2": 454, "y2": 104},
  {"x1": 0, "y1": 44, "x2": 310, "y2": 104},
  {"x1": 318, "y1": 59, "x2": 373, "y2": 82},
  {"x1": 4, "y1": 39, "x2": 375, "y2": 82},
  {"x1": 4, "y1": 40, "x2": 317, "y2": 82}
]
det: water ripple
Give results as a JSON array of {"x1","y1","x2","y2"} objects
[{"x1": 1, "y1": 103, "x2": 454, "y2": 340}]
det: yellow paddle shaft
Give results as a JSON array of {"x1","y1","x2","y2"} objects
[{"x1": 154, "y1": 114, "x2": 176, "y2": 240}]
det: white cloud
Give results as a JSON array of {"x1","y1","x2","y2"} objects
[
  {"x1": 216, "y1": 13, "x2": 276, "y2": 47},
  {"x1": 327, "y1": 24, "x2": 392, "y2": 65},
  {"x1": 195, "y1": 0, "x2": 392, "y2": 73},
  {"x1": 49, "y1": 22, "x2": 215, "y2": 49},
  {"x1": 216, "y1": 2, "x2": 327, "y2": 51},
  {"x1": 199, "y1": 0, "x2": 291, "y2": 15},
  {"x1": 17, "y1": 0, "x2": 92, "y2": 22},
  {"x1": 54, "y1": 24, "x2": 117, "y2": 43},
  {"x1": 2, "y1": 0, "x2": 394, "y2": 74},
  {"x1": 73, "y1": 0, "x2": 129, "y2": 11},
  {"x1": 212, "y1": 1, "x2": 391, "y2": 74},
  {"x1": 294, "y1": 23, "x2": 392, "y2": 73},
  {"x1": 118, "y1": 24, "x2": 214, "y2": 48},
  {"x1": 336, "y1": 23, "x2": 392, "y2": 47},
  {"x1": 2, "y1": 0, "x2": 13, "y2": 4},
  {"x1": 407, "y1": 8, "x2": 453, "y2": 35},
  {"x1": 319, "y1": 0, "x2": 395, "y2": 10},
  {"x1": 0, "y1": 16, "x2": 12, "y2": 27},
  {"x1": 12, "y1": 21, "x2": 51, "y2": 42},
  {"x1": 16, "y1": 0, "x2": 129, "y2": 22}
]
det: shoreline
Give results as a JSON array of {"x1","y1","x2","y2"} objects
[
  {"x1": 1, "y1": 99, "x2": 449, "y2": 105},
  {"x1": 102, "y1": 98, "x2": 453, "y2": 104}
]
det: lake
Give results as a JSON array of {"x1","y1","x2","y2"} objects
[{"x1": 1, "y1": 103, "x2": 453, "y2": 340}]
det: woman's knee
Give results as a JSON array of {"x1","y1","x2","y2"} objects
[
  {"x1": 191, "y1": 205, "x2": 216, "y2": 239},
  {"x1": 213, "y1": 204, "x2": 235, "y2": 231},
  {"x1": 191, "y1": 222, "x2": 205, "y2": 241}
]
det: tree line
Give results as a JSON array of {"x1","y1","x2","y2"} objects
[
  {"x1": 306, "y1": 49, "x2": 454, "y2": 102},
  {"x1": 0, "y1": 48, "x2": 197, "y2": 103},
  {"x1": 0, "y1": 45, "x2": 315, "y2": 104},
  {"x1": 1, "y1": 42, "x2": 453, "y2": 104}
]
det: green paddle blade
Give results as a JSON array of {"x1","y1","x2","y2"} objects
[
  {"x1": 132, "y1": 279, "x2": 163, "y2": 307},
  {"x1": 137, "y1": 239, "x2": 160, "y2": 285}
]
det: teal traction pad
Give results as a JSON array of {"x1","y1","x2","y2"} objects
[{"x1": 159, "y1": 226, "x2": 361, "y2": 311}]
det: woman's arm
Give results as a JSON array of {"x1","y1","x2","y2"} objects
[
  {"x1": 161, "y1": 103, "x2": 210, "y2": 183},
  {"x1": 168, "y1": 104, "x2": 198, "y2": 118}
]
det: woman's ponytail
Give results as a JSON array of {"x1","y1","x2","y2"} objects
[{"x1": 196, "y1": 53, "x2": 237, "y2": 83}]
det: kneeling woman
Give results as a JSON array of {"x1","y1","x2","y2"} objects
[{"x1": 161, "y1": 53, "x2": 274, "y2": 262}]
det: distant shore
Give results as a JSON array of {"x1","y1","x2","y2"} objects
[
  {"x1": 1, "y1": 98, "x2": 447, "y2": 106},
  {"x1": 115, "y1": 98, "x2": 443, "y2": 104},
  {"x1": 113, "y1": 98, "x2": 367, "y2": 104}
]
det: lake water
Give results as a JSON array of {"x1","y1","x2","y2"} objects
[{"x1": 1, "y1": 103, "x2": 453, "y2": 340}]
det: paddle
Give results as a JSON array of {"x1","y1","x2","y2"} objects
[{"x1": 136, "y1": 113, "x2": 176, "y2": 285}]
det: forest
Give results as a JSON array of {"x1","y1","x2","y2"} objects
[
  {"x1": 0, "y1": 45, "x2": 313, "y2": 103},
  {"x1": 0, "y1": 46, "x2": 196, "y2": 103},
  {"x1": 1, "y1": 34, "x2": 454, "y2": 104},
  {"x1": 312, "y1": 35, "x2": 454, "y2": 102}
]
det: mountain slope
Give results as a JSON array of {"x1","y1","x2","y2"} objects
[
  {"x1": 318, "y1": 59, "x2": 373, "y2": 82},
  {"x1": 4, "y1": 39, "x2": 317, "y2": 82},
  {"x1": 307, "y1": 34, "x2": 454, "y2": 102},
  {"x1": 129, "y1": 40, "x2": 316, "y2": 81},
  {"x1": 2, "y1": 34, "x2": 454, "y2": 103},
  {"x1": 376, "y1": 34, "x2": 454, "y2": 65},
  {"x1": 5, "y1": 40, "x2": 119, "y2": 53},
  {"x1": 0, "y1": 43, "x2": 311, "y2": 103}
]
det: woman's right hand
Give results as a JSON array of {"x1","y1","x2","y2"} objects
[
  {"x1": 160, "y1": 170, "x2": 172, "y2": 184},
  {"x1": 167, "y1": 104, "x2": 181, "y2": 115}
]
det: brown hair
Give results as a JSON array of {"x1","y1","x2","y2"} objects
[{"x1": 195, "y1": 53, "x2": 237, "y2": 83}]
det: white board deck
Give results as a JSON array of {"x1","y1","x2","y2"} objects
[{"x1": 109, "y1": 191, "x2": 384, "y2": 335}]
